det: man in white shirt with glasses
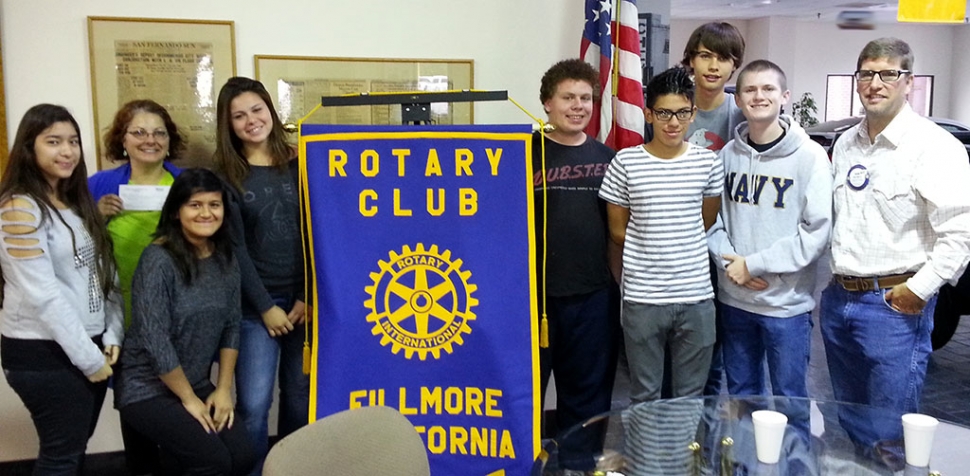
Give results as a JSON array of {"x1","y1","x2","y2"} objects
[{"x1": 821, "y1": 37, "x2": 970, "y2": 457}]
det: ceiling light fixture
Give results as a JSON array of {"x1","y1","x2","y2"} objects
[{"x1": 729, "y1": 0, "x2": 776, "y2": 7}]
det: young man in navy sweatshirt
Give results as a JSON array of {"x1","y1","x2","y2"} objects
[{"x1": 707, "y1": 60, "x2": 832, "y2": 399}]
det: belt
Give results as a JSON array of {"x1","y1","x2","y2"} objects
[{"x1": 834, "y1": 273, "x2": 914, "y2": 292}]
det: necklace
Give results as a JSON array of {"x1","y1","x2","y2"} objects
[{"x1": 51, "y1": 207, "x2": 85, "y2": 269}]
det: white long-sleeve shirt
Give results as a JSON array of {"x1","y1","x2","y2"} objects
[
  {"x1": 831, "y1": 105, "x2": 970, "y2": 300},
  {"x1": 0, "y1": 195, "x2": 123, "y2": 376}
]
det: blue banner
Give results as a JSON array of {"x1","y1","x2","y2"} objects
[{"x1": 301, "y1": 124, "x2": 538, "y2": 475}]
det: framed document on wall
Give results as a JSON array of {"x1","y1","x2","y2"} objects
[
  {"x1": 254, "y1": 55, "x2": 474, "y2": 126},
  {"x1": 87, "y1": 16, "x2": 236, "y2": 170}
]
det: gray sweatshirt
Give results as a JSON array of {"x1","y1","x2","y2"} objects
[
  {"x1": 0, "y1": 196, "x2": 123, "y2": 375},
  {"x1": 708, "y1": 116, "x2": 832, "y2": 317}
]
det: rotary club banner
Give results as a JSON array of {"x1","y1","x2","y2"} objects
[{"x1": 300, "y1": 124, "x2": 539, "y2": 475}]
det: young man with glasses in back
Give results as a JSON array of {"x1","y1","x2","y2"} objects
[
  {"x1": 599, "y1": 67, "x2": 724, "y2": 402},
  {"x1": 822, "y1": 37, "x2": 970, "y2": 458},
  {"x1": 682, "y1": 22, "x2": 746, "y2": 152},
  {"x1": 681, "y1": 22, "x2": 746, "y2": 397}
]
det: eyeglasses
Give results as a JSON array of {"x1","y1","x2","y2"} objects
[
  {"x1": 651, "y1": 108, "x2": 694, "y2": 122},
  {"x1": 854, "y1": 69, "x2": 911, "y2": 83},
  {"x1": 127, "y1": 129, "x2": 169, "y2": 140}
]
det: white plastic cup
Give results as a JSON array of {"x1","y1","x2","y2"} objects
[
  {"x1": 902, "y1": 413, "x2": 939, "y2": 467},
  {"x1": 752, "y1": 410, "x2": 788, "y2": 464}
]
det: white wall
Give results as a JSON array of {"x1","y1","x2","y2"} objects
[
  {"x1": 0, "y1": 0, "x2": 587, "y2": 461},
  {"x1": 792, "y1": 20, "x2": 956, "y2": 122},
  {"x1": 952, "y1": 27, "x2": 970, "y2": 122},
  {"x1": 0, "y1": 0, "x2": 585, "y2": 172},
  {"x1": 673, "y1": 18, "x2": 967, "y2": 124}
]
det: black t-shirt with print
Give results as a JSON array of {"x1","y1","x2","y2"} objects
[{"x1": 532, "y1": 133, "x2": 614, "y2": 297}]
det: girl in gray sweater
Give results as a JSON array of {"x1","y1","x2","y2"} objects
[{"x1": 116, "y1": 168, "x2": 255, "y2": 475}]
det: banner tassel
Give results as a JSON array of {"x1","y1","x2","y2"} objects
[
  {"x1": 540, "y1": 314, "x2": 549, "y2": 348},
  {"x1": 303, "y1": 342, "x2": 311, "y2": 375}
]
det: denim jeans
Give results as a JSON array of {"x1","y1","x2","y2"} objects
[
  {"x1": 820, "y1": 283, "x2": 936, "y2": 447},
  {"x1": 235, "y1": 293, "x2": 311, "y2": 474},
  {"x1": 721, "y1": 304, "x2": 811, "y2": 398},
  {"x1": 4, "y1": 366, "x2": 107, "y2": 475},
  {"x1": 538, "y1": 286, "x2": 619, "y2": 471},
  {"x1": 622, "y1": 299, "x2": 716, "y2": 402}
]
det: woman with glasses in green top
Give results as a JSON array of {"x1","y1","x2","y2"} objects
[{"x1": 88, "y1": 99, "x2": 183, "y2": 475}]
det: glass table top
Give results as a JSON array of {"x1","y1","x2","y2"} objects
[{"x1": 532, "y1": 396, "x2": 967, "y2": 476}]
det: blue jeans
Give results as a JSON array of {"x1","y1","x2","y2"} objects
[
  {"x1": 820, "y1": 283, "x2": 936, "y2": 447},
  {"x1": 721, "y1": 304, "x2": 811, "y2": 398},
  {"x1": 4, "y1": 366, "x2": 107, "y2": 475},
  {"x1": 235, "y1": 293, "x2": 311, "y2": 474}
]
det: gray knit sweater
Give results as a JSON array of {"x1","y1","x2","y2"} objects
[{"x1": 115, "y1": 244, "x2": 240, "y2": 408}]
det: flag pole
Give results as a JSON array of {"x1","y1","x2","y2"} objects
[{"x1": 611, "y1": 0, "x2": 621, "y2": 137}]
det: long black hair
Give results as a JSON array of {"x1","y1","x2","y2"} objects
[
  {"x1": 154, "y1": 168, "x2": 233, "y2": 283},
  {"x1": 0, "y1": 104, "x2": 116, "y2": 295}
]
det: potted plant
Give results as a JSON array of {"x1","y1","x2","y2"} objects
[{"x1": 790, "y1": 92, "x2": 819, "y2": 127}]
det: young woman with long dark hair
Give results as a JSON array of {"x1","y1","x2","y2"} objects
[
  {"x1": 114, "y1": 168, "x2": 255, "y2": 475},
  {"x1": 0, "y1": 104, "x2": 122, "y2": 474},
  {"x1": 212, "y1": 76, "x2": 309, "y2": 473}
]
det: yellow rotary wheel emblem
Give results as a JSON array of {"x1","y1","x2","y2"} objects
[{"x1": 364, "y1": 244, "x2": 478, "y2": 360}]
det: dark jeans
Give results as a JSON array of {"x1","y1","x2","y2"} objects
[
  {"x1": 119, "y1": 407, "x2": 160, "y2": 475},
  {"x1": 4, "y1": 366, "x2": 107, "y2": 476},
  {"x1": 113, "y1": 365, "x2": 161, "y2": 475},
  {"x1": 539, "y1": 286, "x2": 620, "y2": 471},
  {"x1": 721, "y1": 305, "x2": 811, "y2": 399},
  {"x1": 120, "y1": 387, "x2": 256, "y2": 476}
]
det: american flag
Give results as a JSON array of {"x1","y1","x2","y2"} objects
[{"x1": 581, "y1": 0, "x2": 645, "y2": 150}]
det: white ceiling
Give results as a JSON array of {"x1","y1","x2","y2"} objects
[{"x1": 670, "y1": 0, "x2": 903, "y2": 22}]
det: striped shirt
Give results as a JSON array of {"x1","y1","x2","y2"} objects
[{"x1": 599, "y1": 143, "x2": 724, "y2": 304}]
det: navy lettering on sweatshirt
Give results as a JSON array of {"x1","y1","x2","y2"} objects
[{"x1": 726, "y1": 172, "x2": 794, "y2": 208}]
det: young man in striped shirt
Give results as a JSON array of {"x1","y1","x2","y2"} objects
[{"x1": 599, "y1": 67, "x2": 724, "y2": 402}]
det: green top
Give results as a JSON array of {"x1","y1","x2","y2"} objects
[{"x1": 107, "y1": 171, "x2": 175, "y2": 328}]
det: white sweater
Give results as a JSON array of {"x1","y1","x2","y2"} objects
[{"x1": 0, "y1": 195, "x2": 122, "y2": 376}]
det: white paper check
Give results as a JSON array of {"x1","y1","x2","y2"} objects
[{"x1": 118, "y1": 185, "x2": 171, "y2": 211}]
